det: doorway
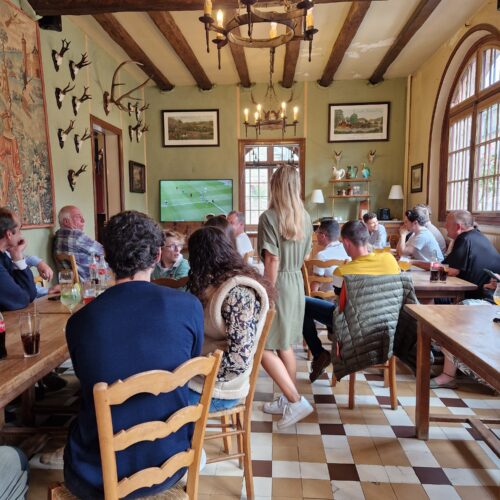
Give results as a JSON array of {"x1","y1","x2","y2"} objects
[{"x1": 90, "y1": 116, "x2": 124, "y2": 242}]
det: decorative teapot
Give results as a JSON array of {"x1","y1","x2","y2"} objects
[
  {"x1": 332, "y1": 167, "x2": 346, "y2": 180},
  {"x1": 346, "y1": 165, "x2": 358, "y2": 179},
  {"x1": 361, "y1": 163, "x2": 371, "y2": 178}
]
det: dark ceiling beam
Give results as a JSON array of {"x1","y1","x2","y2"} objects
[
  {"x1": 281, "y1": 23, "x2": 302, "y2": 89},
  {"x1": 148, "y1": 11, "x2": 212, "y2": 90},
  {"x1": 318, "y1": 1, "x2": 371, "y2": 87},
  {"x1": 369, "y1": 0, "x2": 442, "y2": 84},
  {"x1": 229, "y1": 35, "x2": 251, "y2": 88},
  {"x1": 93, "y1": 14, "x2": 173, "y2": 91},
  {"x1": 29, "y1": 0, "x2": 385, "y2": 16}
]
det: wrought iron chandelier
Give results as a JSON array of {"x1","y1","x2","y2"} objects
[
  {"x1": 243, "y1": 68, "x2": 299, "y2": 138},
  {"x1": 199, "y1": 0, "x2": 318, "y2": 71}
]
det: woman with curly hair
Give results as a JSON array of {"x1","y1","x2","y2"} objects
[{"x1": 187, "y1": 226, "x2": 272, "y2": 411}]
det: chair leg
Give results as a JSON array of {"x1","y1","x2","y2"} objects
[
  {"x1": 383, "y1": 361, "x2": 390, "y2": 388},
  {"x1": 330, "y1": 372, "x2": 337, "y2": 387},
  {"x1": 221, "y1": 415, "x2": 231, "y2": 454},
  {"x1": 388, "y1": 357, "x2": 398, "y2": 410},
  {"x1": 348, "y1": 373, "x2": 356, "y2": 409},
  {"x1": 234, "y1": 413, "x2": 244, "y2": 468},
  {"x1": 242, "y1": 414, "x2": 254, "y2": 500}
]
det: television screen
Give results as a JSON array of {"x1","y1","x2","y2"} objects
[{"x1": 160, "y1": 179, "x2": 233, "y2": 222}]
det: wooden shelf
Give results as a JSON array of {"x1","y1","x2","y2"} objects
[
  {"x1": 330, "y1": 195, "x2": 371, "y2": 199},
  {"x1": 330, "y1": 177, "x2": 371, "y2": 183}
]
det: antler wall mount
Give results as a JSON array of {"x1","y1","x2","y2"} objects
[
  {"x1": 69, "y1": 53, "x2": 91, "y2": 81},
  {"x1": 67, "y1": 164, "x2": 87, "y2": 192},
  {"x1": 74, "y1": 128, "x2": 92, "y2": 153},
  {"x1": 57, "y1": 120, "x2": 75, "y2": 149},
  {"x1": 51, "y1": 38, "x2": 70, "y2": 72},
  {"x1": 55, "y1": 81, "x2": 75, "y2": 109},
  {"x1": 72, "y1": 87, "x2": 92, "y2": 116}
]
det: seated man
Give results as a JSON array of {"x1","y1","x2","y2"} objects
[
  {"x1": 227, "y1": 210, "x2": 253, "y2": 259},
  {"x1": 363, "y1": 212, "x2": 387, "y2": 249},
  {"x1": 305, "y1": 220, "x2": 400, "y2": 382},
  {"x1": 431, "y1": 210, "x2": 500, "y2": 389},
  {"x1": 0, "y1": 207, "x2": 37, "y2": 311},
  {"x1": 397, "y1": 207, "x2": 443, "y2": 262},
  {"x1": 414, "y1": 203, "x2": 447, "y2": 254},
  {"x1": 53, "y1": 205, "x2": 104, "y2": 281},
  {"x1": 64, "y1": 210, "x2": 204, "y2": 498},
  {"x1": 151, "y1": 230, "x2": 190, "y2": 280}
]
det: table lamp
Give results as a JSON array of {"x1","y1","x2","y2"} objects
[
  {"x1": 311, "y1": 189, "x2": 325, "y2": 222},
  {"x1": 388, "y1": 185, "x2": 404, "y2": 219}
]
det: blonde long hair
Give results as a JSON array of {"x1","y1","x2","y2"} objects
[{"x1": 269, "y1": 164, "x2": 304, "y2": 240}]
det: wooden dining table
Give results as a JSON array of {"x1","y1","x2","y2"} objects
[{"x1": 405, "y1": 304, "x2": 500, "y2": 455}]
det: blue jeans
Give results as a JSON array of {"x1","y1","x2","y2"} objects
[
  {"x1": 188, "y1": 389, "x2": 240, "y2": 412},
  {"x1": 302, "y1": 297, "x2": 336, "y2": 359},
  {"x1": 0, "y1": 446, "x2": 29, "y2": 500}
]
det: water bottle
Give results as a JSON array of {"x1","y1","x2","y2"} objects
[
  {"x1": 430, "y1": 250, "x2": 439, "y2": 282},
  {"x1": 0, "y1": 312, "x2": 7, "y2": 359},
  {"x1": 89, "y1": 253, "x2": 98, "y2": 285},
  {"x1": 97, "y1": 256, "x2": 108, "y2": 291}
]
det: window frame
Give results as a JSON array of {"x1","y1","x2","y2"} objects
[
  {"x1": 439, "y1": 37, "x2": 500, "y2": 224},
  {"x1": 238, "y1": 138, "x2": 305, "y2": 230}
]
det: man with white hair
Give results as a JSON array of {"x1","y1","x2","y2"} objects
[
  {"x1": 414, "y1": 203, "x2": 447, "y2": 254},
  {"x1": 227, "y1": 210, "x2": 253, "y2": 258},
  {"x1": 53, "y1": 206, "x2": 104, "y2": 280}
]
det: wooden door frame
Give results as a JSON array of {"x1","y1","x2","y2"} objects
[{"x1": 89, "y1": 115, "x2": 125, "y2": 238}]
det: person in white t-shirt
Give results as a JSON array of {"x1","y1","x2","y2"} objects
[
  {"x1": 413, "y1": 203, "x2": 447, "y2": 254},
  {"x1": 227, "y1": 210, "x2": 253, "y2": 260}
]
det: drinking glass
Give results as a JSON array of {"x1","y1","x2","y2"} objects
[
  {"x1": 58, "y1": 270, "x2": 74, "y2": 284},
  {"x1": 19, "y1": 313, "x2": 41, "y2": 357},
  {"x1": 398, "y1": 256, "x2": 411, "y2": 272},
  {"x1": 60, "y1": 283, "x2": 81, "y2": 313},
  {"x1": 383, "y1": 242, "x2": 392, "y2": 253},
  {"x1": 494, "y1": 283, "x2": 500, "y2": 306},
  {"x1": 82, "y1": 281, "x2": 97, "y2": 305}
]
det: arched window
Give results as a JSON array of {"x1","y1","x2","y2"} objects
[{"x1": 440, "y1": 41, "x2": 500, "y2": 222}]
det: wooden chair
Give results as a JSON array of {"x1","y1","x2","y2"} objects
[
  {"x1": 243, "y1": 251, "x2": 253, "y2": 264},
  {"x1": 54, "y1": 253, "x2": 80, "y2": 285},
  {"x1": 48, "y1": 351, "x2": 223, "y2": 500},
  {"x1": 203, "y1": 309, "x2": 275, "y2": 500},
  {"x1": 152, "y1": 276, "x2": 189, "y2": 289}
]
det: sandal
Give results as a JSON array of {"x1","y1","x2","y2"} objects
[{"x1": 430, "y1": 372, "x2": 457, "y2": 389}]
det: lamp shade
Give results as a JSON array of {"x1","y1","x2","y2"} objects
[
  {"x1": 311, "y1": 189, "x2": 325, "y2": 204},
  {"x1": 388, "y1": 185, "x2": 404, "y2": 200}
]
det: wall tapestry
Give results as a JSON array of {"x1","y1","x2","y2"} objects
[{"x1": 0, "y1": 0, "x2": 54, "y2": 227}]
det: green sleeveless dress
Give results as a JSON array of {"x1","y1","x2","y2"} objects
[{"x1": 257, "y1": 208, "x2": 312, "y2": 350}]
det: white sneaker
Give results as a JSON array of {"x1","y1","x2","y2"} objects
[
  {"x1": 277, "y1": 397, "x2": 313, "y2": 430},
  {"x1": 262, "y1": 394, "x2": 289, "y2": 415}
]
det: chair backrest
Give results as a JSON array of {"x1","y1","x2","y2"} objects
[
  {"x1": 93, "y1": 351, "x2": 223, "y2": 500},
  {"x1": 54, "y1": 253, "x2": 80, "y2": 284},
  {"x1": 152, "y1": 276, "x2": 189, "y2": 289},
  {"x1": 302, "y1": 259, "x2": 347, "y2": 300},
  {"x1": 243, "y1": 251, "x2": 253, "y2": 264}
]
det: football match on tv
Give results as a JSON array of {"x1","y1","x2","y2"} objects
[{"x1": 160, "y1": 179, "x2": 233, "y2": 222}]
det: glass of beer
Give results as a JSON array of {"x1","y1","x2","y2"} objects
[
  {"x1": 439, "y1": 264, "x2": 449, "y2": 282},
  {"x1": 19, "y1": 313, "x2": 41, "y2": 358},
  {"x1": 399, "y1": 256, "x2": 411, "y2": 272}
]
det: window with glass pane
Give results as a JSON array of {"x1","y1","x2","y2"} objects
[
  {"x1": 450, "y1": 58, "x2": 476, "y2": 107},
  {"x1": 480, "y1": 47, "x2": 500, "y2": 90}
]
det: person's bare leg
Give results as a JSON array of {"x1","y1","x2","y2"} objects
[
  {"x1": 277, "y1": 348, "x2": 297, "y2": 385},
  {"x1": 432, "y1": 357, "x2": 457, "y2": 384},
  {"x1": 261, "y1": 350, "x2": 300, "y2": 403}
]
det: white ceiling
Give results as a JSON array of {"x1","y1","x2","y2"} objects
[{"x1": 70, "y1": 0, "x2": 489, "y2": 88}]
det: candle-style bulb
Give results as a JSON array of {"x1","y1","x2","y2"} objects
[
  {"x1": 306, "y1": 7, "x2": 314, "y2": 29},
  {"x1": 244, "y1": 108, "x2": 249, "y2": 122},
  {"x1": 216, "y1": 9, "x2": 224, "y2": 27},
  {"x1": 293, "y1": 106, "x2": 298, "y2": 121},
  {"x1": 204, "y1": 0, "x2": 212, "y2": 17},
  {"x1": 257, "y1": 104, "x2": 262, "y2": 117},
  {"x1": 269, "y1": 22, "x2": 277, "y2": 39},
  {"x1": 254, "y1": 111, "x2": 259, "y2": 123},
  {"x1": 281, "y1": 101, "x2": 286, "y2": 111}
]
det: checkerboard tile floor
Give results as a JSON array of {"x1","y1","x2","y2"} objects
[{"x1": 27, "y1": 348, "x2": 500, "y2": 500}]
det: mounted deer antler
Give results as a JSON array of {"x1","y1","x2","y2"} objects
[
  {"x1": 57, "y1": 120, "x2": 75, "y2": 149},
  {"x1": 103, "y1": 61, "x2": 150, "y2": 115},
  {"x1": 51, "y1": 39, "x2": 71, "y2": 72},
  {"x1": 135, "y1": 103, "x2": 150, "y2": 121},
  {"x1": 128, "y1": 120, "x2": 142, "y2": 142},
  {"x1": 55, "y1": 81, "x2": 75, "y2": 110},
  {"x1": 137, "y1": 123, "x2": 149, "y2": 142},
  {"x1": 333, "y1": 150, "x2": 343, "y2": 167},
  {"x1": 69, "y1": 53, "x2": 91, "y2": 81},
  {"x1": 67, "y1": 164, "x2": 87, "y2": 192},
  {"x1": 72, "y1": 86, "x2": 92, "y2": 116},
  {"x1": 368, "y1": 149, "x2": 376, "y2": 164},
  {"x1": 74, "y1": 128, "x2": 92, "y2": 153}
]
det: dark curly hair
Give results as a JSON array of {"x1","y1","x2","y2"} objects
[
  {"x1": 187, "y1": 226, "x2": 274, "y2": 304},
  {"x1": 102, "y1": 210, "x2": 165, "y2": 279}
]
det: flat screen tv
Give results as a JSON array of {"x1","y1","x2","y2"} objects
[{"x1": 159, "y1": 179, "x2": 233, "y2": 222}]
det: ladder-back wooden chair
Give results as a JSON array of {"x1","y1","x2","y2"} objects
[
  {"x1": 49, "y1": 351, "x2": 222, "y2": 500},
  {"x1": 152, "y1": 276, "x2": 189, "y2": 289},
  {"x1": 54, "y1": 253, "x2": 80, "y2": 285},
  {"x1": 204, "y1": 309, "x2": 275, "y2": 500}
]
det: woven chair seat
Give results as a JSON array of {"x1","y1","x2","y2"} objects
[{"x1": 207, "y1": 403, "x2": 245, "y2": 418}]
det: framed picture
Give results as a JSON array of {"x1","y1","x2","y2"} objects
[
  {"x1": 328, "y1": 102, "x2": 390, "y2": 142},
  {"x1": 0, "y1": 0, "x2": 55, "y2": 227},
  {"x1": 129, "y1": 161, "x2": 146, "y2": 193},
  {"x1": 162, "y1": 109, "x2": 220, "y2": 147},
  {"x1": 411, "y1": 163, "x2": 424, "y2": 193}
]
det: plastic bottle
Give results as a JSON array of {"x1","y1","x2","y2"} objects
[
  {"x1": 97, "y1": 257, "x2": 108, "y2": 290},
  {"x1": 0, "y1": 312, "x2": 7, "y2": 359},
  {"x1": 89, "y1": 253, "x2": 98, "y2": 285}
]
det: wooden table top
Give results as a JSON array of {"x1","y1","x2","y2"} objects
[
  {"x1": 409, "y1": 271, "x2": 478, "y2": 292},
  {"x1": 29, "y1": 294, "x2": 77, "y2": 314},
  {"x1": 0, "y1": 311, "x2": 70, "y2": 409},
  {"x1": 405, "y1": 305, "x2": 500, "y2": 387}
]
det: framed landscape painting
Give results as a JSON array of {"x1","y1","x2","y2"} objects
[
  {"x1": 328, "y1": 102, "x2": 390, "y2": 142},
  {"x1": 129, "y1": 161, "x2": 146, "y2": 193},
  {"x1": 162, "y1": 109, "x2": 219, "y2": 147}
]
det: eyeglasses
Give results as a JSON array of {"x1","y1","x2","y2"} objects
[{"x1": 165, "y1": 243, "x2": 182, "y2": 250}]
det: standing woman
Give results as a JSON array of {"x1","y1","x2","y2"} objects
[{"x1": 258, "y1": 164, "x2": 314, "y2": 428}]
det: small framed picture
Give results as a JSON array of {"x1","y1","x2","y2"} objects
[
  {"x1": 162, "y1": 109, "x2": 220, "y2": 147},
  {"x1": 411, "y1": 163, "x2": 423, "y2": 193},
  {"x1": 129, "y1": 161, "x2": 146, "y2": 193}
]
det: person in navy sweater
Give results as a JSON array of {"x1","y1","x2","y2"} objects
[
  {"x1": 0, "y1": 207, "x2": 37, "y2": 311},
  {"x1": 64, "y1": 210, "x2": 204, "y2": 499}
]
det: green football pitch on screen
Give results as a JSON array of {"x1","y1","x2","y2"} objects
[{"x1": 160, "y1": 179, "x2": 233, "y2": 222}]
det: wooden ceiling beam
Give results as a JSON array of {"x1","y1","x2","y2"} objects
[
  {"x1": 93, "y1": 13, "x2": 173, "y2": 91},
  {"x1": 281, "y1": 23, "x2": 302, "y2": 89},
  {"x1": 369, "y1": 0, "x2": 442, "y2": 84},
  {"x1": 318, "y1": 1, "x2": 371, "y2": 87},
  {"x1": 229, "y1": 38, "x2": 251, "y2": 88},
  {"x1": 148, "y1": 11, "x2": 212, "y2": 90},
  {"x1": 30, "y1": 0, "x2": 385, "y2": 16}
]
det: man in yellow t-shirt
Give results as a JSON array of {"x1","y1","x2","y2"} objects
[{"x1": 305, "y1": 220, "x2": 400, "y2": 382}]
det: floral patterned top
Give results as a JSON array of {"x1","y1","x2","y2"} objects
[{"x1": 218, "y1": 285, "x2": 261, "y2": 382}]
